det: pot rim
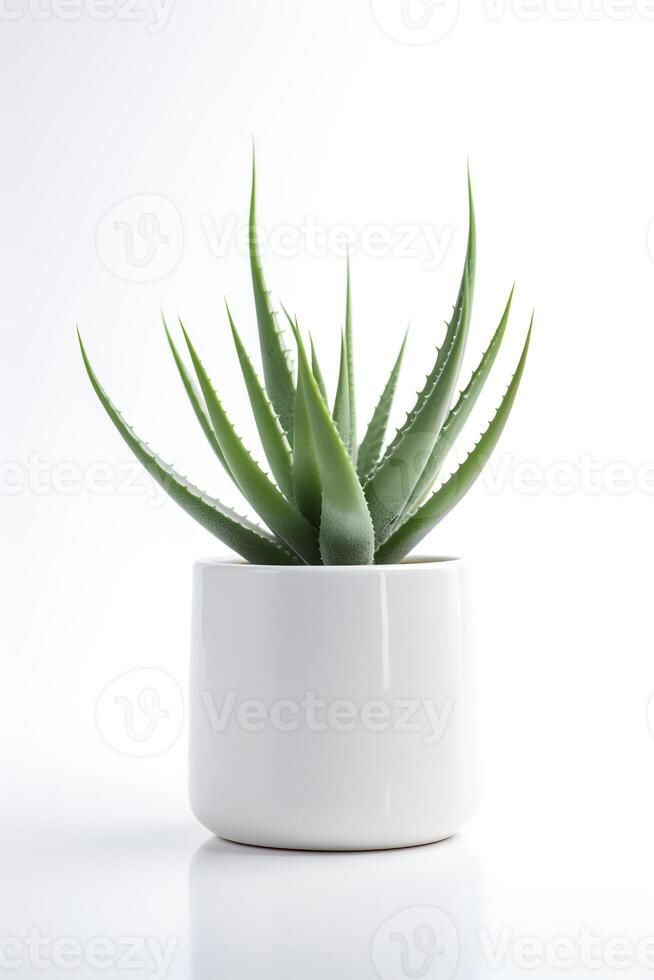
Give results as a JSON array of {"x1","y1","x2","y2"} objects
[{"x1": 195, "y1": 555, "x2": 463, "y2": 572}]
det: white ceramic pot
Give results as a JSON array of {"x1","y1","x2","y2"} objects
[{"x1": 189, "y1": 557, "x2": 478, "y2": 851}]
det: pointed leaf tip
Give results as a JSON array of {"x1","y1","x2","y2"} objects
[
  {"x1": 248, "y1": 170, "x2": 296, "y2": 439},
  {"x1": 182, "y1": 327, "x2": 317, "y2": 564},
  {"x1": 376, "y1": 315, "x2": 533, "y2": 564},
  {"x1": 226, "y1": 303, "x2": 294, "y2": 502},
  {"x1": 77, "y1": 334, "x2": 292, "y2": 564}
]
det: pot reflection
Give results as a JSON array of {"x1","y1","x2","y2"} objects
[{"x1": 189, "y1": 835, "x2": 482, "y2": 979}]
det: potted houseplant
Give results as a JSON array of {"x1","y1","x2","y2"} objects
[{"x1": 80, "y1": 158, "x2": 531, "y2": 850}]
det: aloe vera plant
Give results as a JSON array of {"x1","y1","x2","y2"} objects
[{"x1": 79, "y1": 163, "x2": 532, "y2": 566}]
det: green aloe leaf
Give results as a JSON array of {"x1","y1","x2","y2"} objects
[
  {"x1": 163, "y1": 316, "x2": 230, "y2": 472},
  {"x1": 373, "y1": 173, "x2": 476, "y2": 471},
  {"x1": 332, "y1": 330, "x2": 351, "y2": 449},
  {"x1": 78, "y1": 331, "x2": 296, "y2": 565},
  {"x1": 310, "y1": 335, "x2": 328, "y2": 403},
  {"x1": 181, "y1": 327, "x2": 320, "y2": 565},
  {"x1": 226, "y1": 303, "x2": 294, "y2": 502},
  {"x1": 292, "y1": 363, "x2": 322, "y2": 527},
  {"x1": 291, "y1": 323, "x2": 374, "y2": 565},
  {"x1": 401, "y1": 285, "x2": 514, "y2": 516},
  {"x1": 375, "y1": 318, "x2": 533, "y2": 565},
  {"x1": 249, "y1": 155, "x2": 295, "y2": 442},
  {"x1": 356, "y1": 330, "x2": 408, "y2": 483},
  {"x1": 279, "y1": 308, "x2": 329, "y2": 406},
  {"x1": 344, "y1": 260, "x2": 357, "y2": 462},
  {"x1": 365, "y1": 271, "x2": 473, "y2": 543}
]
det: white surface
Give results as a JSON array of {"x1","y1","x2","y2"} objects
[
  {"x1": 2, "y1": 0, "x2": 654, "y2": 975},
  {"x1": 2, "y1": 797, "x2": 654, "y2": 978}
]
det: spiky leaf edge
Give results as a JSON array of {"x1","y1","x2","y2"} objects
[
  {"x1": 366, "y1": 271, "x2": 473, "y2": 543},
  {"x1": 249, "y1": 153, "x2": 296, "y2": 442},
  {"x1": 332, "y1": 330, "x2": 351, "y2": 450},
  {"x1": 78, "y1": 331, "x2": 296, "y2": 565},
  {"x1": 375, "y1": 318, "x2": 533, "y2": 565},
  {"x1": 369, "y1": 172, "x2": 476, "y2": 473},
  {"x1": 163, "y1": 315, "x2": 235, "y2": 476},
  {"x1": 181, "y1": 327, "x2": 320, "y2": 565},
  {"x1": 401, "y1": 285, "x2": 514, "y2": 517},
  {"x1": 226, "y1": 303, "x2": 294, "y2": 502},
  {"x1": 356, "y1": 329, "x2": 408, "y2": 483}
]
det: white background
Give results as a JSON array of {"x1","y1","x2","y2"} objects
[{"x1": 2, "y1": 1, "x2": 654, "y2": 977}]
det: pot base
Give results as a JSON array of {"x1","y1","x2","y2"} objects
[{"x1": 215, "y1": 830, "x2": 459, "y2": 852}]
